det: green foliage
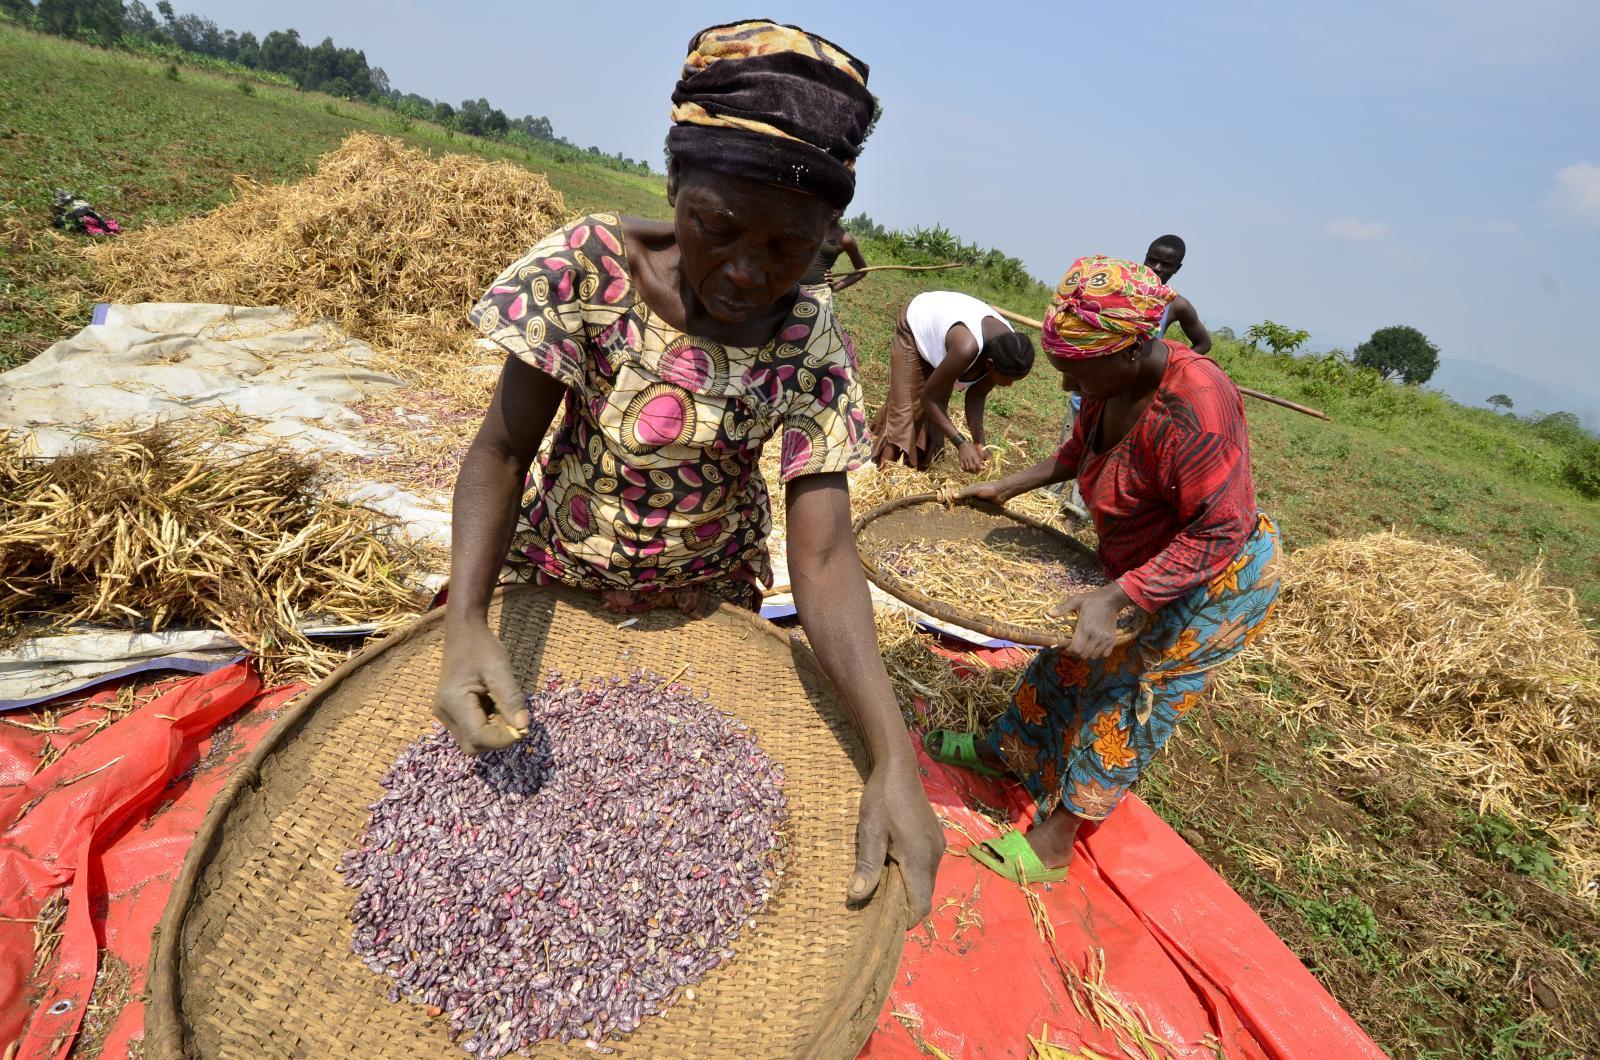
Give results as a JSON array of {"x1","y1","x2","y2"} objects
[
  {"x1": 0, "y1": 0, "x2": 39, "y2": 26},
  {"x1": 19, "y1": 0, "x2": 656, "y2": 176},
  {"x1": 234, "y1": 78, "x2": 252, "y2": 95},
  {"x1": 1486, "y1": 392, "x2": 1514, "y2": 411},
  {"x1": 863, "y1": 96, "x2": 883, "y2": 143},
  {"x1": 1245, "y1": 320, "x2": 1310, "y2": 356},
  {"x1": 841, "y1": 215, "x2": 1046, "y2": 296},
  {"x1": 1353, "y1": 324, "x2": 1440, "y2": 385},
  {"x1": 1529, "y1": 409, "x2": 1586, "y2": 446},
  {"x1": 1456, "y1": 811, "x2": 1569, "y2": 886},
  {"x1": 36, "y1": 0, "x2": 122, "y2": 42},
  {"x1": 121, "y1": 37, "x2": 294, "y2": 86},
  {"x1": 1560, "y1": 436, "x2": 1600, "y2": 499},
  {"x1": 1296, "y1": 894, "x2": 1385, "y2": 963}
]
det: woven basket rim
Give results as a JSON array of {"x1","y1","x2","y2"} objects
[
  {"x1": 853, "y1": 492, "x2": 1145, "y2": 648},
  {"x1": 146, "y1": 585, "x2": 907, "y2": 1058}
]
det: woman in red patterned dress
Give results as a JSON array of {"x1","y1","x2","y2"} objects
[{"x1": 930, "y1": 256, "x2": 1282, "y2": 883}]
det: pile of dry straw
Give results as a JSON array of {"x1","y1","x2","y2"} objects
[
  {"x1": 0, "y1": 428, "x2": 428, "y2": 679},
  {"x1": 83, "y1": 133, "x2": 571, "y2": 499},
  {"x1": 87, "y1": 133, "x2": 568, "y2": 390},
  {"x1": 1261, "y1": 532, "x2": 1598, "y2": 896}
]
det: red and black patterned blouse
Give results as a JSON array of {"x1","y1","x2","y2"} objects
[{"x1": 1056, "y1": 342, "x2": 1258, "y2": 612}]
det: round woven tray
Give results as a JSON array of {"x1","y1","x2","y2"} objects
[
  {"x1": 147, "y1": 584, "x2": 907, "y2": 1059},
  {"x1": 854, "y1": 493, "x2": 1145, "y2": 648}
]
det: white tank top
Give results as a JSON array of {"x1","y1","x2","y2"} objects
[{"x1": 906, "y1": 291, "x2": 1011, "y2": 369}]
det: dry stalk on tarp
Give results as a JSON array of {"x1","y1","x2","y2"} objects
[
  {"x1": 31, "y1": 889, "x2": 68, "y2": 983},
  {"x1": 874, "y1": 608, "x2": 1025, "y2": 732},
  {"x1": 0, "y1": 426, "x2": 429, "y2": 680},
  {"x1": 1262, "y1": 531, "x2": 1600, "y2": 899}
]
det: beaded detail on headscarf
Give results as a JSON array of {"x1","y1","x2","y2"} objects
[{"x1": 1042, "y1": 255, "x2": 1175, "y2": 360}]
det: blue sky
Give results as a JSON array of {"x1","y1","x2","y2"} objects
[{"x1": 186, "y1": 1, "x2": 1600, "y2": 400}]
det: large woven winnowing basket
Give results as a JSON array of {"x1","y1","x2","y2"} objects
[
  {"x1": 854, "y1": 494, "x2": 1145, "y2": 648},
  {"x1": 147, "y1": 585, "x2": 906, "y2": 1058}
]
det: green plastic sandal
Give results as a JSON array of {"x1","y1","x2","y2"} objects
[
  {"x1": 968, "y1": 829, "x2": 1067, "y2": 885},
  {"x1": 922, "y1": 729, "x2": 1004, "y2": 778}
]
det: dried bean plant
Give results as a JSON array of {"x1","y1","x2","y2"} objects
[{"x1": 0, "y1": 427, "x2": 429, "y2": 679}]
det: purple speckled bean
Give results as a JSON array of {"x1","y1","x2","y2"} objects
[{"x1": 340, "y1": 671, "x2": 787, "y2": 1057}]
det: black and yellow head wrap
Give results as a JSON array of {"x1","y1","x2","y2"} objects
[{"x1": 668, "y1": 20, "x2": 875, "y2": 209}]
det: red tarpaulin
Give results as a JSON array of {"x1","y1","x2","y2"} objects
[
  {"x1": 1, "y1": 661, "x2": 1379, "y2": 1059},
  {"x1": 1, "y1": 664, "x2": 302, "y2": 1059},
  {"x1": 860, "y1": 739, "x2": 1383, "y2": 1058}
]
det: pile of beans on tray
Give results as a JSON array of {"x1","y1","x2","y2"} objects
[{"x1": 340, "y1": 671, "x2": 787, "y2": 1056}]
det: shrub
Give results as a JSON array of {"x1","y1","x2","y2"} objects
[
  {"x1": 1561, "y1": 437, "x2": 1600, "y2": 499},
  {"x1": 1245, "y1": 320, "x2": 1310, "y2": 356}
]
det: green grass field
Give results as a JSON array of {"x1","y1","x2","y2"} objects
[{"x1": 3, "y1": 24, "x2": 1597, "y2": 1058}]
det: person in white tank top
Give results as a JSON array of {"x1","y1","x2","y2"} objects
[{"x1": 870, "y1": 290, "x2": 1036, "y2": 472}]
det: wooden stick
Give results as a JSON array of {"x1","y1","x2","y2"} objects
[
  {"x1": 990, "y1": 307, "x2": 1331, "y2": 421},
  {"x1": 1235, "y1": 385, "x2": 1331, "y2": 420},
  {"x1": 828, "y1": 262, "x2": 963, "y2": 280},
  {"x1": 991, "y1": 306, "x2": 1045, "y2": 330}
]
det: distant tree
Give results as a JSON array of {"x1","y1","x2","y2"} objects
[
  {"x1": 123, "y1": 0, "x2": 156, "y2": 35},
  {"x1": 234, "y1": 29, "x2": 258, "y2": 66},
  {"x1": 333, "y1": 44, "x2": 372, "y2": 97},
  {"x1": 484, "y1": 107, "x2": 509, "y2": 136},
  {"x1": 1353, "y1": 325, "x2": 1439, "y2": 385},
  {"x1": 39, "y1": 0, "x2": 125, "y2": 41},
  {"x1": 259, "y1": 28, "x2": 307, "y2": 83},
  {"x1": 154, "y1": 0, "x2": 170, "y2": 20},
  {"x1": 512, "y1": 114, "x2": 554, "y2": 140},
  {"x1": 1487, "y1": 393, "x2": 1514, "y2": 412},
  {"x1": 456, "y1": 98, "x2": 488, "y2": 135},
  {"x1": 1529, "y1": 410, "x2": 1585, "y2": 446},
  {"x1": 432, "y1": 100, "x2": 455, "y2": 124},
  {"x1": 368, "y1": 65, "x2": 391, "y2": 99},
  {"x1": 863, "y1": 96, "x2": 883, "y2": 143},
  {"x1": 841, "y1": 212, "x2": 886, "y2": 239},
  {"x1": 1245, "y1": 320, "x2": 1310, "y2": 357},
  {"x1": 1213, "y1": 325, "x2": 1236, "y2": 343}
]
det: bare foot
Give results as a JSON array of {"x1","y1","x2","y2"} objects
[
  {"x1": 1021, "y1": 806, "x2": 1083, "y2": 869},
  {"x1": 973, "y1": 738, "x2": 1010, "y2": 774}
]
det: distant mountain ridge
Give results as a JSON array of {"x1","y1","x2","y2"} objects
[{"x1": 1426, "y1": 359, "x2": 1600, "y2": 432}]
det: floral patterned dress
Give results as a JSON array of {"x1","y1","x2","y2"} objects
[
  {"x1": 982, "y1": 347, "x2": 1281, "y2": 823},
  {"x1": 468, "y1": 215, "x2": 870, "y2": 604}
]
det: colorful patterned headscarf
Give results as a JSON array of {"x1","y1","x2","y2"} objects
[
  {"x1": 1042, "y1": 255, "x2": 1176, "y2": 360},
  {"x1": 668, "y1": 20, "x2": 875, "y2": 208}
]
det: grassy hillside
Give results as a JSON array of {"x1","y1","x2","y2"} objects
[
  {"x1": 3, "y1": 24, "x2": 1596, "y2": 1059},
  {"x1": 0, "y1": 26, "x2": 665, "y2": 367}
]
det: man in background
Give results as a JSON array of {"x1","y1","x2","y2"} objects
[{"x1": 1143, "y1": 234, "x2": 1212, "y2": 355}]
